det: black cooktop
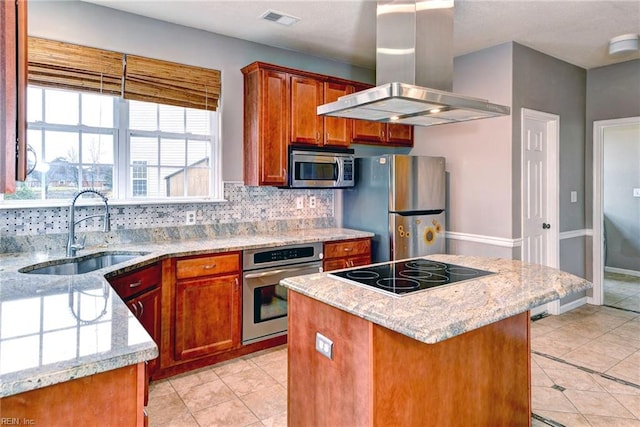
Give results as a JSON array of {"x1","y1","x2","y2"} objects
[{"x1": 329, "y1": 259, "x2": 495, "y2": 297}]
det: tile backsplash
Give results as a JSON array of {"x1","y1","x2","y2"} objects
[{"x1": 0, "y1": 183, "x2": 335, "y2": 254}]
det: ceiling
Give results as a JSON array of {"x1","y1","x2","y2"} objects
[{"x1": 83, "y1": 0, "x2": 640, "y2": 70}]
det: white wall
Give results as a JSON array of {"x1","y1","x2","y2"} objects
[
  {"x1": 410, "y1": 43, "x2": 514, "y2": 255},
  {"x1": 28, "y1": 1, "x2": 374, "y2": 183}
]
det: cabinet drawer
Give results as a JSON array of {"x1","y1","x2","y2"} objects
[
  {"x1": 324, "y1": 255, "x2": 371, "y2": 272},
  {"x1": 109, "y1": 263, "x2": 161, "y2": 300},
  {"x1": 324, "y1": 239, "x2": 371, "y2": 259},
  {"x1": 176, "y1": 252, "x2": 240, "y2": 280}
]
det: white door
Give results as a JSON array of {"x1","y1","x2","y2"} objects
[{"x1": 521, "y1": 109, "x2": 559, "y2": 314}]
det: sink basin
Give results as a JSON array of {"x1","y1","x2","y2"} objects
[{"x1": 20, "y1": 251, "x2": 150, "y2": 275}]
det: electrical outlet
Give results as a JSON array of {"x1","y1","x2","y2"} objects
[
  {"x1": 570, "y1": 191, "x2": 577, "y2": 203},
  {"x1": 315, "y1": 332, "x2": 333, "y2": 360},
  {"x1": 185, "y1": 210, "x2": 196, "y2": 225},
  {"x1": 295, "y1": 196, "x2": 304, "y2": 210},
  {"x1": 309, "y1": 196, "x2": 316, "y2": 208},
  {"x1": 634, "y1": 188, "x2": 640, "y2": 198}
]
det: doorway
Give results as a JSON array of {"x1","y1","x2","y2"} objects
[
  {"x1": 521, "y1": 108, "x2": 560, "y2": 315},
  {"x1": 592, "y1": 116, "x2": 640, "y2": 308}
]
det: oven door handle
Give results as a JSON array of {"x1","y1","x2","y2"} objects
[{"x1": 244, "y1": 265, "x2": 319, "y2": 279}]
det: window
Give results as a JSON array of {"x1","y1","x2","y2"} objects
[{"x1": 4, "y1": 87, "x2": 219, "y2": 202}]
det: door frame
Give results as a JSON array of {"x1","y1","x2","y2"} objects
[
  {"x1": 521, "y1": 108, "x2": 560, "y2": 315},
  {"x1": 591, "y1": 116, "x2": 640, "y2": 306}
]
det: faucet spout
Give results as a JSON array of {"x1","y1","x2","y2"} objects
[{"x1": 66, "y1": 189, "x2": 110, "y2": 258}]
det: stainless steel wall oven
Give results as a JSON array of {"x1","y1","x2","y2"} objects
[{"x1": 242, "y1": 242, "x2": 323, "y2": 344}]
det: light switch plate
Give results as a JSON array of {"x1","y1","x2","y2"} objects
[
  {"x1": 315, "y1": 332, "x2": 333, "y2": 360},
  {"x1": 634, "y1": 188, "x2": 640, "y2": 198},
  {"x1": 295, "y1": 196, "x2": 304, "y2": 209},
  {"x1": 570, "y1": 191, "x2": 578, "y2": 203}
]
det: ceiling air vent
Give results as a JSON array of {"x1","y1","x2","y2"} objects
[{"x1": 260, "y1": 10, "x2": 300, "y2": 26}]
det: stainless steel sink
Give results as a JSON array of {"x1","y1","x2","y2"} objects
[{"x1": 19, "y1": 251, "x2": 150, "y2": 275}]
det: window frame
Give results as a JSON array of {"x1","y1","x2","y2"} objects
[{"x1": 0, "y1": 86, "x2": 223, "y2": 205}]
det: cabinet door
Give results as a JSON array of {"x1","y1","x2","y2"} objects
[
  {"x1": 290, "y1": 75, "x2": 323, "y2": 145},
  {"x1": 323, "y1": 82, "x2": 352, "y2": 147},
  {"x1": 387, "y1": 123, "x2": 414, "y2": 146},
  {"x1": 128, "y1": 288, "x2": 161, "y2": 376},
  {"x1": 352, "y1": 119, "x2": 385, "y2": 144},
  {"x1": 174, "y1": 274, "x2": 241, "y2": 360},
  {"x1": 260, "y1": 69, "x2": 289, "y2": 186},
  {"x1": 0, "y1": 0, "x2": 27, "y2": 193}
]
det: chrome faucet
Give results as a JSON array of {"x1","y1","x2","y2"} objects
[{"x1": 66, "y1": 189, "x2": 111, "y2": 257}]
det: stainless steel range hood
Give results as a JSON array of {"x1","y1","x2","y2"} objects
[{"x1": 317, "y1": 0, "x2": 510, "y2": 126}]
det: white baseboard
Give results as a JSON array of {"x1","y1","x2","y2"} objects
[
  {"x1": 445, "y1": 231, "x2": 521, "y2": 248},
  {"x1": 605, "y1": 266, "x2": 640, "y2": 278},
  {"x1": 558, "y1": 296, "x2": 588, "y2": 314}
]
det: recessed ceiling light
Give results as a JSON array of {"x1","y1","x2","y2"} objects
[{"x1": 260, "y1": 10, "x2": 300, "y2": 27}]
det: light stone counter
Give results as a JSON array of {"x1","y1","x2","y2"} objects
[
  {"x1": 0, "y1": 227, "x2": 373, "y2": 397},
  {"x1": 280, "y1": 254, "x2": 592, "y2": 344}
]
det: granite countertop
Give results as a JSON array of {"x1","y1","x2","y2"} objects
[
  {"x1": 0, "y1": 227, "x2": 373, "y2": 398},
  {"x1": 281, "y1": 254, "x2": 593, "y2": 344}
]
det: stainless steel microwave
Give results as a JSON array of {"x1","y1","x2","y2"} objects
[{"x1": 287, "y1": 146, "x2": 355, "y2": 189}]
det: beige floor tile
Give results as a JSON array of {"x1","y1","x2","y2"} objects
[
  {"x1": 531, "y1": 323, "x2": 556, "y2": 338},
  {"x1": 147, "y1": 388, "x2": 191, "y2": 427},
  {"x1": 220, "y1": 366, "x2": 279, "y2": 397},
  {"x1": 531, "y1": 364, "x2": 554, "y2": 387},
  {"x1": 531, "y1": 335, "x2": 579, "y2": 357},
  {"x1": 543, "y1": 367, "x2": 605, "y2": 392},
  {"x1": 546, "y1": 327, "x2": 597, "y2": 345},
  {"x1": 261, "y1": 359, "x2": 288, "y2": 385},
  {"x1": 531, "y1": 386, "x2": 578, "y2": 413},
  {"x1": 564, "y1": 389, "x2": 635, "y2": 418},
  {"x1": 169, "y1": 366, "x2": 220, "y2": 395},
  {"x1": 179, "y1": 378, "x2": 237, "y2": 413},
  {"x1": 575, "y1": 338, "x2": 636, "y2": 362},
  {"x1": 612, "y1": 322, "x2": 640, "y2": 342},
  {"x1": 584, "y1": 414, "x2": 640, "y2": 426},
  {"x1": 150, "y1": 410, "x2": 200, "y2": 427},
  {"x1": 192, "y1": 398, "x2": 260, "y2": 427},
  {"x1": 613, "y1": 393, "x2": 640, "y2": 419},
  {"x1": 535, "y1": 409, "x2": 591, "y2": 426},
  {"x1": 261, "y1": 411, "x2": 288, "y2": 427},
  {"x1": 607, "y1": 355, "x2": 640, "y2": 384},
  {"x1": 590, "y1": 374, "x2": 640, "y2": 396},
  {"x1": 239, "y1": 384, "x2": 287, "y2": 420},
  {"x1": 212, "y1": 357, "x2": 258, "y2": 378},
  {"x1": 149, "y1": 379, "x2": 176, "y2": 398},
  {"x1": 245, "y1": 346, "x2": 287, "y2": 369},
  {"x1": 562, "y1": 347, "x2": 621, "y2": 372}
]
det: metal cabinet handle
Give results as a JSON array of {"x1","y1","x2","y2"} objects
[
  {"x1": 235, "y1": 277, "x2": 239, "y2": 286},
  {"x1": 129, "y1": 281, "x2": 142, "y2": 288},
  {"x1": 138, "y1": 301, "x2": 144, "y2": 316},
  {"x1": 343, "y1": 247, "x2": 353, "y2": 252},
  {"x1": 130, "y1": 301, "x2": 138, "y2": 317},
  {"x1": 317, "y1": 131, "x2": 320, "y2": 142},
  {"x1": 202, "y1": 264, "x2": 217, "y2": 270}
]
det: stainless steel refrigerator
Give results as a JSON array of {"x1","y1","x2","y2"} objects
[{"x1": 343, "y1": 155, "x2": 446, "y2": 262}]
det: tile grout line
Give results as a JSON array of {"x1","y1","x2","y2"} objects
[
  {"x1": 531, "y1": 412, "x2": 567, "y2": 427},
  {"x1": 601, "y1": 304, "x2": 640, "y2": 315},
  {"x1": 531, "y1": 350, "x2": 640, "y2": 390}
]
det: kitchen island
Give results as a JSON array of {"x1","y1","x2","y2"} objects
[{"x1": 281, "y1": 255, "x2": 592, "y2": 426}]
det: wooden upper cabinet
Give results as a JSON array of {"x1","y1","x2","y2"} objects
[
  {"x1": 290, "y1": 75, "x2": 323, "y2": 145},
  {"x1": 387, "y1": 122, "x2": 414, "y2": 146},
  {"x1": 323, "y1": 81, "x2": 353, "y2": 148},
  {"x1": 242, "y1": 63, "x2": 289, "y2": 186},
  {"x1": 0, "y1": 0, "x2": 27, "y2": 194}
]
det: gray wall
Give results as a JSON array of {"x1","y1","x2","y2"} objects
[
  {"x1": 28, "y1": 1, "x2": 375, "y2": 183},
  {"x1": 603, "y1": 123, "x2": 640, "y2": 271},
  {"x1": 512, "y1": 43, "x2": 587, "y2": 237},
  {"x1": 586, "y1": 60, "x2": 640, "y2": 229}
]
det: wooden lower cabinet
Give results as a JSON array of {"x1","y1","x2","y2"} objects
[
  {"x1": 170, "y1": 252, "x2": 242, "y2": 362},
  {"x1": 108, "y1": 263, "x2": 161, "y2": 378},
  {"x1": 1, "y1": 363, "x2": 147, "y2": 426},
  {"x1": 174, "y1": 274, "x2": 241, "y2": 360},
  {"x1": 323, "y1": 238, "x2": 371, "y2": 271},
  {"x1": 288, "y1": 291, "x2": 531, "y2": 426}
]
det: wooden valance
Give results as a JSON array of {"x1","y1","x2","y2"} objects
[
  {"x1": 28, "y1": 37, "x2": 123, "y2": 96},
  {"x1": 27, "y1": 37, "x2": 221, "y2": 111},
  {"x1": 124, "y1": 55, "x2": 220, "y2": 111}
]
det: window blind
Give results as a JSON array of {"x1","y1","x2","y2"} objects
[
  {"x1": 124, "y1": 55, "x2": 221, "y2": 111},
  {"x1": 27, "y1": 37, "x2": 123, "y2": 96},
  {"x1": 27, "y1": 37, "x2": 221, "y2": 111}
]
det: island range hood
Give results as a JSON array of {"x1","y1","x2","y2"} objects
[{"x1": 317, "y1": 0, "x2": 510, "y2": 126}]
